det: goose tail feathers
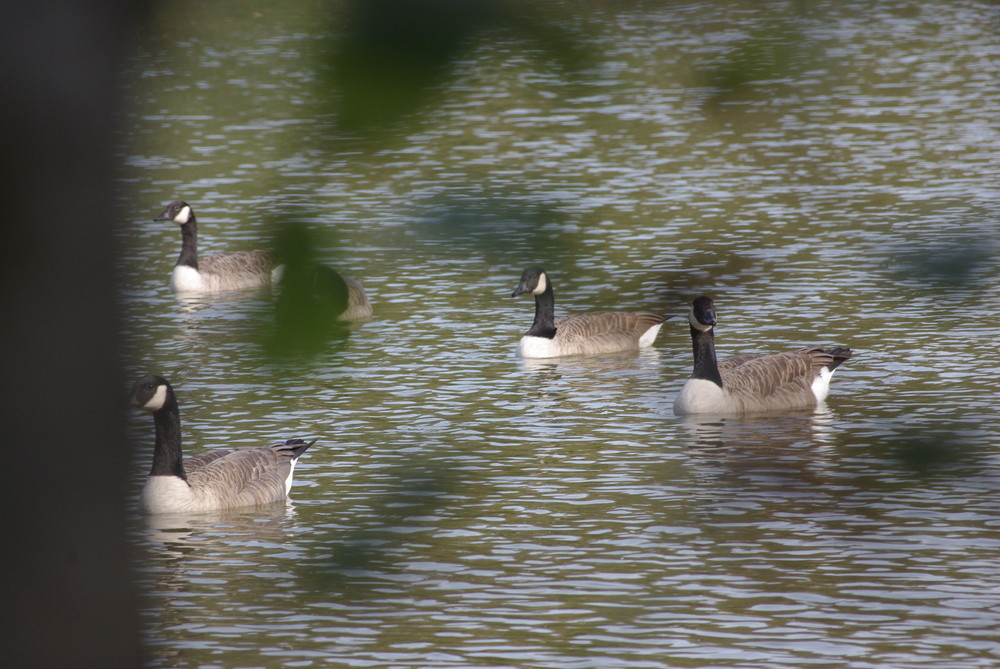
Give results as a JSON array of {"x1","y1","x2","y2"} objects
[{"x1": 276, "y1": 438, "x2": 316, "y2": 459}]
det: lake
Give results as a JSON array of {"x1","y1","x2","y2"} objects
[{"x1": 117, "y1": 1, "x2": 1000, "y2": 667}]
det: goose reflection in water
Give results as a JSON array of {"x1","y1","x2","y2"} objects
[{"x1": 678, "y1": 409, "x2": 841, "y2": 499}]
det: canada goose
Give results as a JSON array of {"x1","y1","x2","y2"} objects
[
  {"x1": 273, "y1": 265, "x2": 373, "y2": 352},
  {"x1": 155, "y1": 200, "x2": 280, "y2": 293},
  {"x1": 511, "y1": 266, "x2": 666, "y2": 358},
  {"x1": 131, "y1": 374, "x2": 314, "y2": 514},
  {"x1": 276, "y1": 265, "x2": 372, "y2": 328},
  {"x1": 305, "y1": 265, "x2": 373, "y2": 322},
  {"x1": 673, "y1": 296, "x2": 852, "y2": 414}
]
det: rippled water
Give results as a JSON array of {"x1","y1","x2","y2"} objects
[{"x1": 118, "y1": 1, "x2": 1000, "y2": 667}]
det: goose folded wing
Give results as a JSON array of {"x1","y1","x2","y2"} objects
[
  {"x1": 184, "y1": 448, "x2": 241, "y2": 472},
  {"x1": 185, "y1": 446, "x2": 291, "y2": 504},
  {"x1": 718, "y1": 349, "x2": 828, "y2": 398},
  {"x1": 199, "y1": 250, "x2": 274, "y2": 275},
  {"x1": 554, "y1": 311, "x2": 663, "y2": 340}
]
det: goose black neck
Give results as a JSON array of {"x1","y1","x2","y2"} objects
[
  {"x1": 527, "y1": 283, "x2": 557, "y2": 339},
  {"x1": 149, "y1": 395, "x2": 187, "y2": 479},
  {"x1": 690, "y1": 325, "x2": 723, "y2": 388},
  {"x1": 176, "y1": 215, "x2": 199, "y2": 270}
]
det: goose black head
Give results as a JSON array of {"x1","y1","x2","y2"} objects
[
  {"x1": 690, "y1": 296, "x2": 717, "y2": 331},
  {"x1": 512, "y1": 266, "x2": 549, "y2": 297},
  {"x1": 154, "y1": 200, "x2": 193, "y2": 225},
  {"x1": 131, "y1": 375, "x2": 172, "y2": 412}
]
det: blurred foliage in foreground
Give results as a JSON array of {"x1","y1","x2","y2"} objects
[{"x1": 320, "y1": 0, "x2": 592, "y2": 135}]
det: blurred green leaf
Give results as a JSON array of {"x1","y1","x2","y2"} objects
[
  {"x1": 880, "y1": 423, "x2": 984, "y2": 475},
  {"x1": 892, "y1": 236, "x2": 996, "y2": 287},
  {"x1": 320, "y1": 0, "x2": 592, "y2": 135},
  {"x1": 703, "y1": 19, "x2": 812, "y2": 106},
  {"x1": 264, "y1": 222, "x2": 353, "y2": 358},
  {"x1": 295, "y1": 457, "x2": 461, "y2": 596}
]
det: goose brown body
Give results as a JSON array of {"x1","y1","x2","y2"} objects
[
  {"x1": 341, "y1": 276, "x2": 373, "y2": 321},
  {"x1": 673, "y1": 296, "x2": 852, "y2": 415},
  {"x1": 539, "y1": 311, "x2": 665, "y2": 356},
  {"x1": 184, "y1": 250, "x2": 276, "y2": 293},
  {"x1": 304, "y1": 266, "x2": 372, "y2": 321}
]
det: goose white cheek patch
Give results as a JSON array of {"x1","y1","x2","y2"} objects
[
  {"x1": 532, "y1": 273, "x2": 548, "y2": 295},
  {"x1": 689, "y1": 311, "x2": 714, "y2": 331},
  {"x1": 174, "y1": 205, "x2": 192, "y2": 224},
  {"x1": 144, "y1": 384, "x2": 169, "y2": 411}
]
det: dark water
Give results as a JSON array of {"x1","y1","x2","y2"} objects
[{"x1": 119, "y1": 1, "x2": 1000, "y2": 667}]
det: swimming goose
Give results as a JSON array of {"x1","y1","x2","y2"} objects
[
  {"x1": 306, "y1": 265, "x2": 373, "y2": 322},
  {"x1": 131, "y1": 374, "x2": 314, "y2": 514},
  {"x1": 673, "y1": 296, "x2": 852, "y2": 414},
  {"x1": 276, "y1": 265, "x2": 372, "y2": 327},
  {"x1": 155, "y1": 200, "x2": 279, "y2": 293},
  {"x1": 511, "y1": 266, "x2": 666, "y2": 358}
]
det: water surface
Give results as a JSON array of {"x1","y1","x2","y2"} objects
[{"x1": 119, "y1": 1, "x2": 1000, "y2": 667}]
